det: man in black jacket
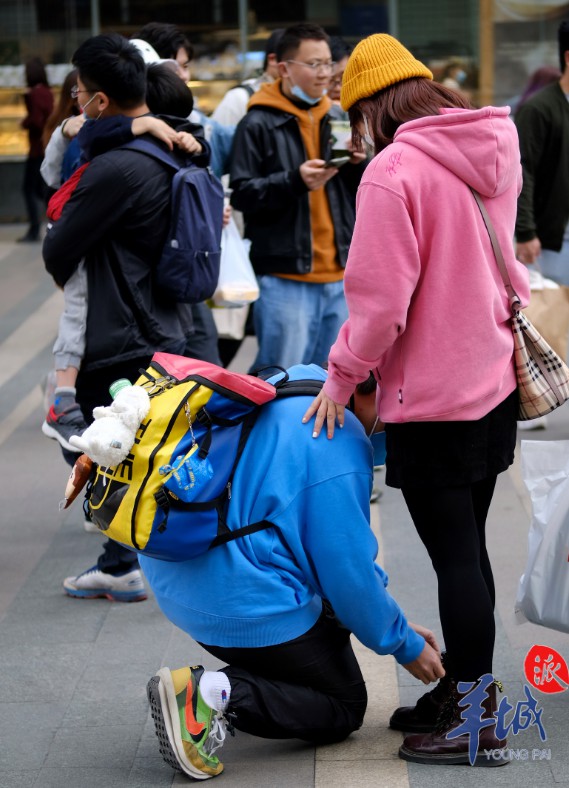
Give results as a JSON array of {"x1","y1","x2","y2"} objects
[
  {"x1": 515, "y1": 20, "x2": 569, "y2": 280},
  {"x1": 43, "y1": 33, "x2": 205, "y2": 601},
  {"x1": 230, "y1": 23, "x2": 365, "y2": 372}
]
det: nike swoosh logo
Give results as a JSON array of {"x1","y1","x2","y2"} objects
[{"x1": 184, "y1": 679, "x2": 206, "y2": 737}]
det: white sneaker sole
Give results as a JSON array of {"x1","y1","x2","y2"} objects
[
  {"x1": 42, "y1": 421, "x2": 82, "y2": 452},
  {"x1": 63, "y1": 577, "x2": 147, "y2": 602}
]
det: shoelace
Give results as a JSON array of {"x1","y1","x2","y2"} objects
[
  {"x1": 434, "y1": 679, "x2": 504, "y2": 735},
  {"x1": 203, "y1": 712, "x2": 228, "y2": 756},
  {"x1": 434, "y1": 691, "x2": 459, "y2": 735}
]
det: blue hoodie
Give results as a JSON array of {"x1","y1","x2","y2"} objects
[{"x1": 140, "y1": 364, "x2": 424, "y2": 665}]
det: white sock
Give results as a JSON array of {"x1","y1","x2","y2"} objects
[{"x1": 199, "y1": 670, "x2": 231, "y2": 712}]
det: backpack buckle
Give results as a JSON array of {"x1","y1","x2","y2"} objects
[{"x1": 196, "y1": 407, "x2": 211, "y2": 427}]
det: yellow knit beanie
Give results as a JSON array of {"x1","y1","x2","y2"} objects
[{"x1": 340, "y1": 34, "x2": 433, "y2": 111}]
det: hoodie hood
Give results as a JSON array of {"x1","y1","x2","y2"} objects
[
  {"x1": 248, "y1": 79, "x2": 331, "y2": 122},
  {"x1": 394, "y1": 106, "x2": 519, "y2": 198}
]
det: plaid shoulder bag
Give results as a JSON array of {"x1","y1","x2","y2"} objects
[{"x1": 471, "y1": 188, "x2": 569, "y2": 420}]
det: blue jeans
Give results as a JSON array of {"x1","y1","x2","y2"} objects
[
  {"x1": 535, "y1": 225, "x2": 569, "y2": 286},
  {"x1": 251, "y1": 276, "x2": 348, "y2": 372}
]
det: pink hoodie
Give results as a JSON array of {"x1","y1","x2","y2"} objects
[{"x1": 325, "y1": 106, "x2": 530, "y2": 422}]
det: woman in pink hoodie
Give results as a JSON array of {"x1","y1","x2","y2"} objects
[{"x1": 303, "y1": 35, "x2": 530, "y2": 767}]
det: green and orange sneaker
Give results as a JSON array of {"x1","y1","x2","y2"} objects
[{"x1": 147, "y1": 665, "x2": 227, "y2": 780}]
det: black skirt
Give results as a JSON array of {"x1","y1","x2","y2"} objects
[{"x1": 384, "y1": 388, "x2": 519, "y2": 489}]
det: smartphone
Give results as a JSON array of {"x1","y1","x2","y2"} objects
[{"x1": 324, "y1": 156, "x2": 351, "y2": 169}]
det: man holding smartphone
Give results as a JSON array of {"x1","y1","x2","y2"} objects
[{"x1": 230, "y1": 23, "x2": 366, "y2": 372}]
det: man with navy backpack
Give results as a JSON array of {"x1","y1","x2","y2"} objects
[{"x1": 42, "y1": 33, "x2": 212, "y2": 599}]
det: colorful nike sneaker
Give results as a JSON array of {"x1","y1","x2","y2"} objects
[{"x1": 147, "y1": 665, "x2": 227, "y2": 780}]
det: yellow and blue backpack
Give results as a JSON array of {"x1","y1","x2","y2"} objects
[{"x1": 85, "y1": 353, "x2": 322, "y2": 561}]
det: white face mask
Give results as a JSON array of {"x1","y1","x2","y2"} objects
[{"x1": 81, "y1": 92, "x2": 100, "y2": 120}]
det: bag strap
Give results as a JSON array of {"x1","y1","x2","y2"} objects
[
  {"x1": 121, "y1": 138, "x2": 181, "y2": 172},
  {"x1": 275, "y1": 379, "x2": 324, "y2": 398},
  {"x1": 239, "y1": 83, "x2": 255, "y2": 98},
  {"x1": 470, "y1": 187, "x2": 522, "y2": 315},
  {"x1": 209, "y1": 519, "x2": 273, "y2": 548}
]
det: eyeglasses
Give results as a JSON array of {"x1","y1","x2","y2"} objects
[
  {"x1": 286, "y1": 59, "x2": 335, "y2": 74},
  {"x1": 71, "y1": 86, "x2": 94, "y2": 100}
]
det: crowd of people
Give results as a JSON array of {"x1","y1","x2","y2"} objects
[{"x1": 27, "y1": 14, "x2": 569, "y2": 781}]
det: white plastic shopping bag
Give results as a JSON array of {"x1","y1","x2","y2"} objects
[
  {"x1": 211, "y1": 304, "x2": 249, "y2": 340},
  {"x1": 515, "y1": 440, "x2": 569, "y2": 633},
  {"x1": 213, "y1": 217, "x2": 259, "y2": 308}
]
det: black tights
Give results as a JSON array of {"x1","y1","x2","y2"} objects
[{"x1": 401, "y1": 476, "x2": 497, "y2": 682}]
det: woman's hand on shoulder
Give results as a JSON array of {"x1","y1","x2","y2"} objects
[{"x1": 302, "y1": 390, "x2": 345, "y2": 440}]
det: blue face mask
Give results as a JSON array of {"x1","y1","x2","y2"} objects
[{"x1": 288, "y1": 73, "x2": 325, "y2": 106}]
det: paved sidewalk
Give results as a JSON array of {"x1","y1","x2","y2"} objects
[{"x1": 1, "y1": 223, "x2": 568, "y2": 787}]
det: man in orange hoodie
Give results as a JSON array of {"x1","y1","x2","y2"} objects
[{"x1": 230, "y1": 23, "x2": 366, "y2": 372}]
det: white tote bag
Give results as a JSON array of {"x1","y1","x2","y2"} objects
[
  {"x1": 515, "y1": 439, "x2": 569, "y2": 633},
  {"x1": 212, "y1": 217, "x2": 259, "y2": 308}
]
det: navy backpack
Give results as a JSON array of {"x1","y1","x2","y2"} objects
[{"x1": 122, "y1": 138, "x2": 224, "y2": 303}]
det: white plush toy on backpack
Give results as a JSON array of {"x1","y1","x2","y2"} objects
[{"x1": 69, "y1": 385, "x2": 150, "y2": 467}]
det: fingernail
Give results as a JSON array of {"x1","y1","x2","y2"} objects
[
  {"x1": 312, "y1": 431, "x2": 318, "y2": 438},
  {"x1": 301, "y1": 417, "x2": 307, "y2": 423}
]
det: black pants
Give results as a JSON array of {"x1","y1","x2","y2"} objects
[
  {"x1": 401, "y1": 476, "x2": 497, "y2": 682},
  {"x1": 184, "y1": 303, "x2": 221, "y2": 365},
  {"x1": 22, "y1": 154, "x2": 46, "y2": 237},
  {"x1": 201, "y1": 608, "x2": 367, "y2": 744}
]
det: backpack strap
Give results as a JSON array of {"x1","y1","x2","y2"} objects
[
  {"x1": 238, "y1": 83, "x2": 255, "y2": 98},
  {"x1": 274, "y1": 378, "x2": 324, "y2": 398},
  {"x1": 210, "y1": 378, "x2": 323, "y2": 547},
  {"x1": 120, "y1": 138, "x2": 182, "y2": 171},
  {"x1": 155, "y1": 376, "x2": 325, "y2": 551},
  {"x1": 209, "y1": 519, "x2": 273, "y2": 548}
]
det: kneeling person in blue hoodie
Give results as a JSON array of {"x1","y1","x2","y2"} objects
[{"x1": 141, "y1": 364, "x2": 445, "y2": 780}]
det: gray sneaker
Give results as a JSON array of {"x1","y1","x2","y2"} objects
[{"x1": 42, "y1": 403, "x2": 87, "y2": 452}]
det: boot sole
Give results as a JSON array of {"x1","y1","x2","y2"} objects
[{"x1": 399, "y1": 744, "x2": 510, "y2": 767}]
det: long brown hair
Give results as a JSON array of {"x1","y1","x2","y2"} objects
[
  {"x1": 42, "y1": 69, "x2": 79, "y2": 151},
  {"x1": 349, "y1": 77, "x2": 472, "y2": 152},
  {"x1": 25, "y1": 57, "x2": 49, "y2": 87}
]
